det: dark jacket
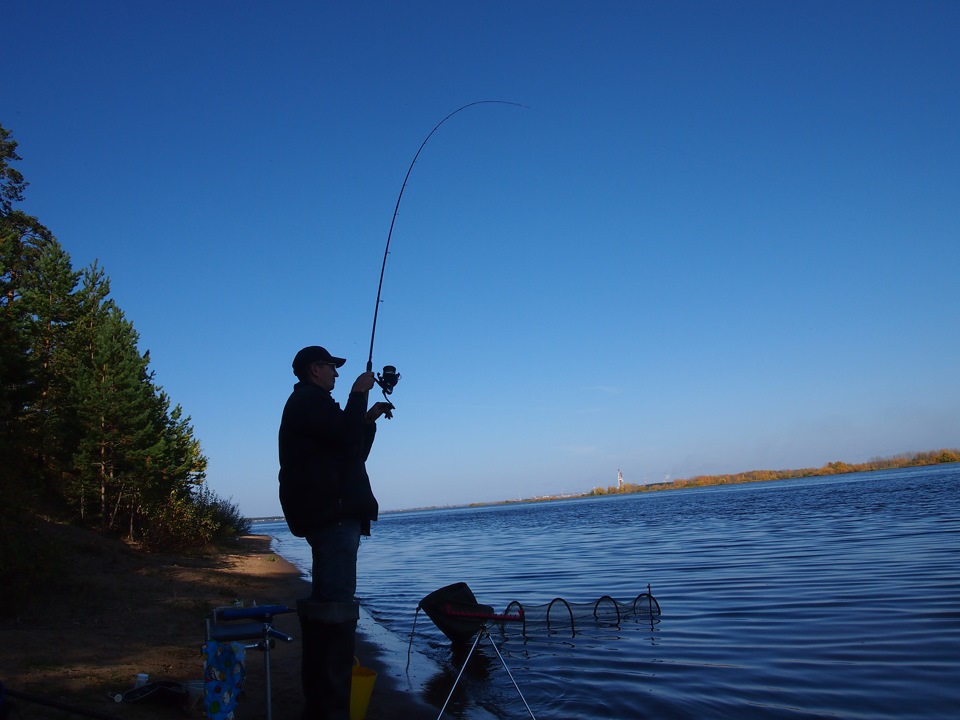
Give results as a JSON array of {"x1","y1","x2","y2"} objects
[{"x1": 278, "y1": 382, "x2": 379, "y2": 537}]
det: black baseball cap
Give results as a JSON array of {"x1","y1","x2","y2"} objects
[{"x1": 292, "y1": 346, "x2": 346, "y2": 375}]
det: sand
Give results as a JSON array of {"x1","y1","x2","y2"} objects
[{"x1": 0, "y1": 523, "x2": 441, "y2": 720}]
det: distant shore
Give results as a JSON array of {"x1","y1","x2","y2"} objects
[{"x1": 248, "y1": 450, "x2": 960, "y2": 520}]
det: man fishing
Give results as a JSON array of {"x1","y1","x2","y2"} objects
[{"x1": 278, "y1": 345, "x2": 392, "y2": 720}]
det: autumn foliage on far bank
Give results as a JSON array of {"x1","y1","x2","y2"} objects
[{"x1": 589, "y1": 449, "x2": 960, "y2": 496}]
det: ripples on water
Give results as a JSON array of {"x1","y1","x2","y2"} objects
[{"x1": 260, "y1": 465, "x2": 960, "y2": 719}]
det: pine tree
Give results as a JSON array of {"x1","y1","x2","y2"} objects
[
  {"x1": 0, "y1": 179, "x2": 55, "y2": 501},
  {"x1": 2, "y1": 122, "x2": 225, "y2": 559},
  {"x1": 0, "y1": 124, "x2": 28, "y2": 215},
  {"x1": 21, "y1": 237, "x2": 84, "y2": 499},
  {"x1": 69, "y1": 303, "x2": 162, "y2": 532}
]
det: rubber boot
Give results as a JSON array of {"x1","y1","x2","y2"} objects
[{"x1": 297, "y1": 599, "x2": 359, "y2": 720}]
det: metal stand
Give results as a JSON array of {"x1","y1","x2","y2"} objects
[
  {"x1": 206, "y1": 604, "x2": 294, "y2": 720},
  {"x1": 437, "y1": 623, "x2": 536, "y2": 720}
]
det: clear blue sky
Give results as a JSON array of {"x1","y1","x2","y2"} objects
[{"x1": 7, "y1": 1, "x2": 958, "y2": 516}]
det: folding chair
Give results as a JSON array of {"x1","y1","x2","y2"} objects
[{"x1": 205, "y1": 604, "x2": 295, "y2": 720}]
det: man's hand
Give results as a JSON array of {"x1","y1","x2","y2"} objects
[
  {"x1": 366, "y1": 401, "x2": 394, "y2": 422},
  {"x1": 351, "y1": 372, "x2": 376, "y2": 394}
]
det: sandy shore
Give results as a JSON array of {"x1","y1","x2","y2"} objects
[{"x1": 0, "y1": 523, "x2": 441, "y2": 719}]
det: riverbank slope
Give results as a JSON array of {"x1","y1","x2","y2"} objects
[{"x1": 1, "y1": 520, "x2": 434, "y2": 719}]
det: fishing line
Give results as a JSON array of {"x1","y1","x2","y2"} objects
[{"x1": 365, "y1": 100, "x2": 527, "y2": 405}]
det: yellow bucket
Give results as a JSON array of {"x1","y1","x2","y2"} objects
[{"x1": 350, "y1": 657, "x2": 377, "y2": 720}]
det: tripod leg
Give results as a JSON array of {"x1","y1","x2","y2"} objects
[
  {"x1": 486, "y1": 633, "x2": 537, "y2": 719},
  {"x1": 436, "y1": 628, "x2": 484, "y2": 720}
]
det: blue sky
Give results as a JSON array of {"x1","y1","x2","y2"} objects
[{"x1": 7, "y1": 1, "x2": 958, "y2": 516}]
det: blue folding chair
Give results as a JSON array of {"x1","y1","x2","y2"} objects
[{"x1": 205, "y1": 604, "x2": 295, "y2": 720}]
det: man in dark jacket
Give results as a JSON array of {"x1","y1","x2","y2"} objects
[{"x1": 278, "y1": 345, "x2": 392, "y2": 720}]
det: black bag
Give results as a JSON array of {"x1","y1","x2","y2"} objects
[{"x1": 418, "y1": 582, "x2": 494, "y2": 643}]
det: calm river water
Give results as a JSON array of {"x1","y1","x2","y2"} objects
[{"x1": 256, "y1": 464, "x2": 960, "y2": 719}]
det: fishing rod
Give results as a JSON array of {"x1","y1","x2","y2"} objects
[{"x1": 365, "y1": 100, "x2": 526, "y2": 410}]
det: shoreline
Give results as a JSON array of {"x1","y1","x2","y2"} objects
[
  {"x1": 272, "y1": 543, "x2": 445, "y2": 719},
  {"x1": 0, "y1": 525, "x2": 442, "y2": 719},
  {"x1": 261, "y1": 538, "x2": 499, "y2": 720}
]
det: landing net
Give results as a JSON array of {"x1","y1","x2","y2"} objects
[
  {"x1": 413, "y1": 582, "x2": 661, "y2": 644},
  {"x1": 498, "y1": 588, "x2": 661, "y2": 636}
]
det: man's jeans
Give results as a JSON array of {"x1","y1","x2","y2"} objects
[
  {"x1": 305, "y1": 520, "x2": 361, "y2": 602},
  {"x1": 301, "y1": 521, "x2": 361, "y2": 719}
]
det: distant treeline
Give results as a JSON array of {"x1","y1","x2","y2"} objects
[
  {"x1": 588, "y1": 449, "x2": 960, "y2": 496},
  {"x1": 2, "y1": 122, "x2": 246, "y2": 610}
]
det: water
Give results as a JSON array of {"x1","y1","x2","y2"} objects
[{"x1": 256, "y1": 464, "x2": 960, "y2": 719}]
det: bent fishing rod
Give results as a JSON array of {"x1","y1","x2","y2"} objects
[{"x1": 365, "y1": 100, "x2": 526, "y2": 413}]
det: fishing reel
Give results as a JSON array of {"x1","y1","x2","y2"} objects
[
  {"x1": 375, "y1": 365, "x2": 400, "y2": 395},
  {"x1": 374, "y1": 365, "x2": 400, "y2": 419}
]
